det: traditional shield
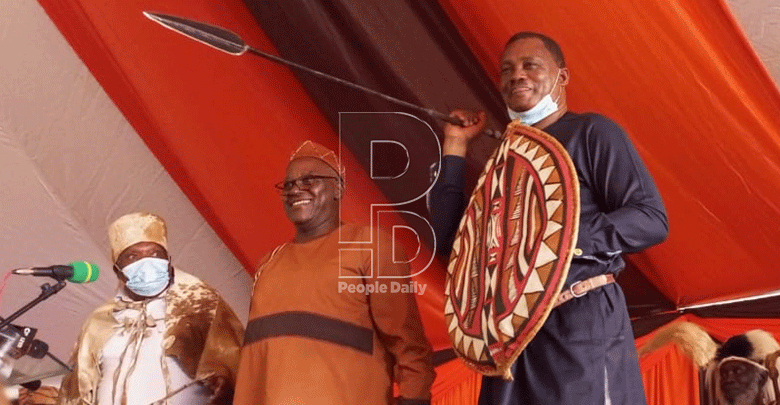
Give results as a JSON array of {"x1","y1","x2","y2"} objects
[{"x1": 444, "y1": 121, "x2": 580, "y2": 378}]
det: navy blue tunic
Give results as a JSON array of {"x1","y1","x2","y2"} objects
[{"x1": 430, "y1": 112, "x2": 668, "y2": 405}]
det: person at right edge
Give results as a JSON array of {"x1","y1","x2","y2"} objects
[{"x1": 429, "y1": 31, "x2": 669, "y2": 404}]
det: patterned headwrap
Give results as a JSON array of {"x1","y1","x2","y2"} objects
[
  {"x1": 289, "y1": 140, "x2": 345, "y2": 179},
  {"x1": 108, "y1": 212, "x2": 168, "y2": 262}
]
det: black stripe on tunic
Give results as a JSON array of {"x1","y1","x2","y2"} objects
[{"x1": 244, "y1": 311, "x2": 374, "y2": 354}]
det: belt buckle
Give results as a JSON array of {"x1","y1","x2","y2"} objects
[{"x1": 569, "y1": 279, "x2": 588, "y2": 298}]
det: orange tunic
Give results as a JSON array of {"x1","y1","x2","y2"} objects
[{"x1": 233, "y1": 224, "x2": 435, "y2": 405}]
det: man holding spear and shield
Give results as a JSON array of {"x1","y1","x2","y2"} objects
[
  {"x1": 142, "y1": 14, "x2": 667, "y2": 404},
  {"x1": 430, "y1": 32, "x2": 668, "y2": 404}
]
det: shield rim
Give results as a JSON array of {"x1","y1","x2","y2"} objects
[{"x1": 444, "y1": 120, "x2": 580, "y2": 378}]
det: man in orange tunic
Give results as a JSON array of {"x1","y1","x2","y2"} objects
[{"x1": 233, "y1": 141, "x2": 435, "y2": 405}]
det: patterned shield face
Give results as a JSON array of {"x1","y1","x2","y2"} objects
[{"x1": 444, "y1": 122, "x2": 580, "y2": 377}]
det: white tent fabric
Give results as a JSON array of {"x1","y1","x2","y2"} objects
[
  {"x1": 726, "y1": 0, "x2": 780, "y2": 82},
  {"x1": 0, "y1": 0, "x2": 251, "y2": 365}
]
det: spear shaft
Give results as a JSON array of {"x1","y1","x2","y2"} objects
[{"x1": 143, "y1": 12, "x2": 467, "y2": 127}]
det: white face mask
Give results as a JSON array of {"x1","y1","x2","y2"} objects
[
  {"x1": 121, "y1": 257, "x2": 170, "y2": 297},
  {"x1": 507, "y1": 69, "x2": 562, "y2": 125}
]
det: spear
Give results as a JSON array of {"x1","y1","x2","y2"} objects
[{"x1": 142, "y1": 11, "x2": 488, "y2": 131}]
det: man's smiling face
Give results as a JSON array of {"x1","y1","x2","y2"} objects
[
  {"x1": 281, "y1": 157, "x2": 342, "y2": 232},
  {"x1": 500, "y1": 37, "x2": 564, "y2": 113}
]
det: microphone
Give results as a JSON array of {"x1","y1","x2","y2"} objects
[
  {"x1": 23, "y1": 339, "x2": 48, "y2": 359},
  {"x1": 6, "y1": 325, "x2": 37, "y2": 359},
  {"x1": 12, "y1": 261, "x2": 99, "y2": 283},
  {"x1": 0, "y1": 325, "x2": 49, "y2": 360},
  {"x1": 10, "y1": 326, "x2": 47, "y2": 359}
]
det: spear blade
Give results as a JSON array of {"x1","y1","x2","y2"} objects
[
  {"x1": 141, "y1": 12, "x2": 490, "y2": 132},
  {"x1": 143, "y1": 11, "x2": 248, "y2": 55}
]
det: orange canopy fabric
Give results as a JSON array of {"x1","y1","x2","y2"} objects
[
  {"x1": 635, "y1": 315, "x2": 780, "y2": 405},
  {"x1": 436, "y1": 0, "x2": 780, "y2": 306},
  {"x1": 639, "y1": 342, "x2": 700, "y2": 405},
  {"x1": 36, "y1": 0, "x2": 471, "y2": 400},
  {"x1": 35, "y1": 0, "x2": 780, "y2": 403}
]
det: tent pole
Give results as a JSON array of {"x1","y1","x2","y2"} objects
[{"x1": 677, "y1": 289, "x2": 780, "y2": 311}]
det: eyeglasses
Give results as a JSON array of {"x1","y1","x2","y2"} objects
[{"x1": 275, "y1": 175, "x2": 340, "y2": 192}]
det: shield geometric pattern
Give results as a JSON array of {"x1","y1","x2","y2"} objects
[{"x1": 444, "y1": 122, "x2": 580, "y2": 378}]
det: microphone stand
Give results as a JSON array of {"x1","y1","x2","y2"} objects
[
  {"x1": 0, "y1": 277, "x2": 74, "y2": 381},
  {"x1": 0, "y1": 278, "x2": 67, "y2": 331}
]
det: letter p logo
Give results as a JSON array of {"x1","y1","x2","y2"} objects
[{"x1": 338, "y1": 112, "x2": 441, "y2": 279}]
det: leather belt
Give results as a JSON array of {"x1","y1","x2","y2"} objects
[{"x1": 554, "y1": 274, "x2": 616, "y2": 308}]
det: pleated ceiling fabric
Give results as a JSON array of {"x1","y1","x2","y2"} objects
[
  {"x1": 36, "y1": 0, "x2": 475, "y2": 400},
  {"x1": 34, "y1": 0, "x2": 780, "y2": 402},
  {"x1": 436, "y1": 0, "x2": 780, "y2": 307},
  {"x1": 39, "y1": 0, "x2": 780, "y2": 326}
]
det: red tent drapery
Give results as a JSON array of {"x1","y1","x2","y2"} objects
[
  {"x1": 636, "y1": 314, "x2": 780, "y2": 405},
  {"x1": 640, "y1": 343, "x2": 700, "y2": 405},
  {"x1": 36, "y1": 0, "x2": 478, "y2": 401},
  {"x1": 436, "y1": 0, "x2": 780, "y2": 307},
  {"x1": 35, "y1": 0, "x2": 780, "y2": 403}
]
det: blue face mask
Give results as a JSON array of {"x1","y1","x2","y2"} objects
[
  {"x1": 507, "y1": 69, "x2": 562, "y2": 125},
  {"x1": 121, "y1": 257, "x2": 170, "y2": 297}
]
